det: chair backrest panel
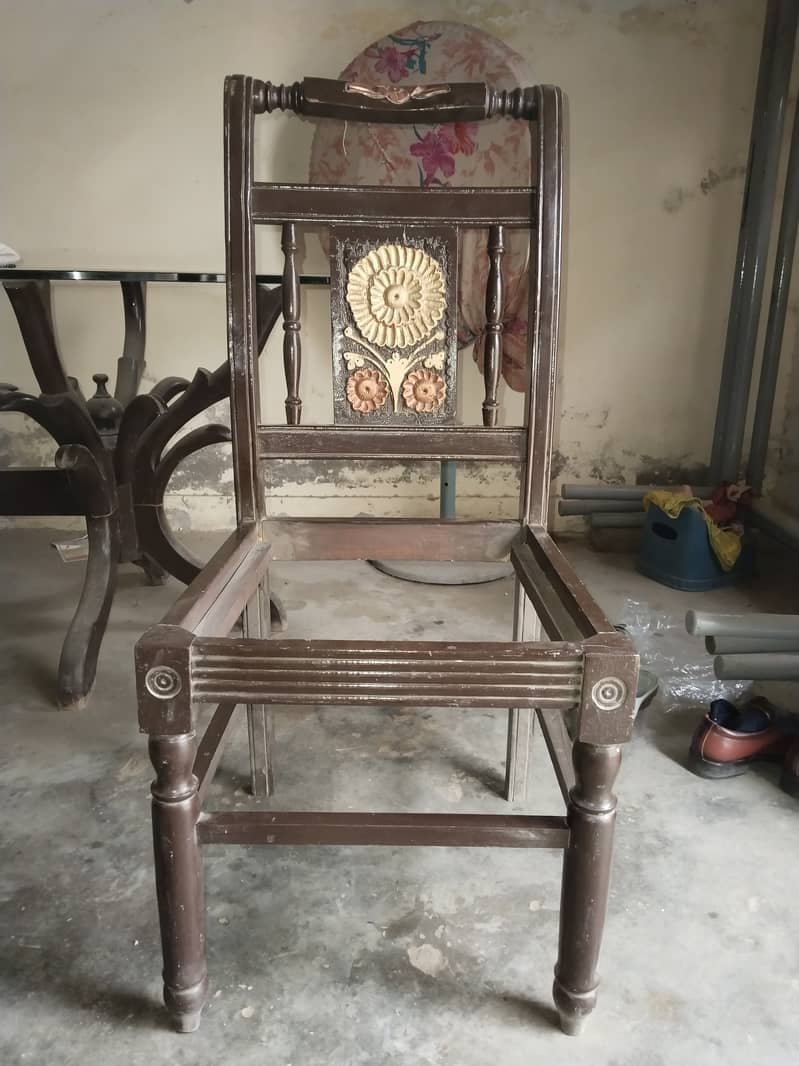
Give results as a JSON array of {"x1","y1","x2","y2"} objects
[{"x1": 224, "y1": 74, "x2": 563, "y2": 553}]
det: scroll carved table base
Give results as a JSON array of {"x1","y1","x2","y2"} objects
[{"x1": 0, "y1": 275, "x2": 288, "y2": 709}]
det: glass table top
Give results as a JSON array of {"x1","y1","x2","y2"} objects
[{"x1": 0, "y1": 268, "x2": 330, "y2": 285}]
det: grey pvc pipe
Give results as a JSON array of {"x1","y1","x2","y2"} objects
[
  {"x1": 561, "y1": 483, "x2": 712, "y2": 500},
  {"x1": 710, "y1": 0, "x2": 798, "y2": 482},
  {"x1": 747, "y1": 92, "x2": 799, "y2": 491},
  {"x1": 687, "y1": 609, "x2": 799, "y2": 639},
  {"x1": 589, "y1": 512, "x2": 646, "y2": 528},
  {"x1": 710, "y1": 0, "x2": 779, "y2": 477},
  {"x1": 714, "y1": 652, "x2": 799, "y2": 680},
  {"x1": 706, "y1": 634, "x2": 799, "y2": 655},
  {"x1": 559, "y1": 499, "x2": 644, "y2": 515}
]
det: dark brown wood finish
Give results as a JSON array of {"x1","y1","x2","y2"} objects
[
  {"x1": 0, "y1": 468, "x2": 81, "y2": 515},
  {"x1": 483, "y1": 225, "x2": 506, "y2": 427},
  {"x1": 224, "y1": 75, "x2": 263, "y2": 525},
  {"x1": 193, "y1": 702, "x2": 236, "y2": 804},
  {"x1": 524, "y1": 85, "x2": 563, "y2": 528},
  {"x1": 257, "y1": 425, "x2": 526, "y2": 461},
  {"x1": 149, "y1": 732, "x2": 208, "y2": 1033},
  {"x1": 198, "y1": 811, "x2": 568, "y2": 848},
  {"x1": 281, "y1": 223, "x2": 302, "y2": 425},
  {"x1": 190, "y1": 636, "x2": 583, "y2": 708},
  {"x1": 250, "y1": 184, "x2": 535, "y2": 227},
  {"x1": 261, "y1": 517, "x2": 518, "y2": 562},
  {"x1": 135, "y1": 73, "x2": 639, "y2": 1038},
  {"x1": 259, "y1": 77, "x2": 536, "y2": 123},
  {"x1": 0, "y1": 272, "x2": 290, "y2": 710}
]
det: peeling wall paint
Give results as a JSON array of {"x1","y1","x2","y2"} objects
[{"x1": 2, "y1": 0, "x2": 788, "y2": 533}]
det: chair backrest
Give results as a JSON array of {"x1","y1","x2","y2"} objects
[{"x1": 224, "y1": 75, "x2": 563, "y2": 563}]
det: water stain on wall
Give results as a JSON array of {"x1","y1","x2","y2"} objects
[
  {"x1": 618, "y1": 1, "x2": 710, "y2": 45},
  {"x1": 663, "y1": 164, "x2": 746, "y2": 213}
]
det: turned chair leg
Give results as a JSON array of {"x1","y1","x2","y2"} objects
[
  {"x1": 149, "y1": 732, "x2": 208, "y2": 1032},
  {"x1": 245, "y1": 580, "x2": 274, "y2": 797},
  {"x1": 553, "y1": 741, "x2": 622, "y2": 1036}
]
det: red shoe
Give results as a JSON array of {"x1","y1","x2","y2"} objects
[{"x1": 688, "y1": 698, "x2": 791, "y2": 779}]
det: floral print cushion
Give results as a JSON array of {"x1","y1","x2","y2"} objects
[{"x1": 309, "y1": 20, "x2": 534, "y2": 392}]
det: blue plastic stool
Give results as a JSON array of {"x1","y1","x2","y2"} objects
[{"x1": 637, "y1": 503, "x2": 753, "y2": 591}]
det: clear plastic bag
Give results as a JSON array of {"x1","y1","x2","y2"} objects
[{"x1": 618, "y1": 598, "x2": 749, "y2": 714}]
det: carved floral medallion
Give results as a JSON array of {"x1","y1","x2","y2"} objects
[
  {"x1": 346, "y1": 244, "x2": 446, "y2": 349},
  {"x1": 345, "y1": 367, "x2": 389, "y2": 413},
  {"x1": 402, "y1": 368, "x2": 446, "y2": 412},
  {"x1": 332, "y1": 229, "x2": 457, "y2": 424}
]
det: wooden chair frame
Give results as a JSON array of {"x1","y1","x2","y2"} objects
[{"x1": 135, "y1": 74, "x2": 639, "y2": 1036}]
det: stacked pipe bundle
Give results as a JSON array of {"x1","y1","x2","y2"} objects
[
  {"x1": 686, "y1": 610, "x2": 799, "y2": 680},
  {"x1": 559, "y1": 484, "x2": 712, "y2": 529}
]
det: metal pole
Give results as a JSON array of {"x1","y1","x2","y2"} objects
[
  {"x1": 747, "y1": 90, "x2": 799, "y2": 491},
  {"x1": 439, "y1": 460, "x2": 457, "y2": 519},
  {"x1": 710, "y1": 0, "x2": 797, "y2": 482}
]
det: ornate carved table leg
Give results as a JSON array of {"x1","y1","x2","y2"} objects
[
  {"x1": 149, "y1": 731, "x2": 208, "y2": 1032},
  {"x1": 55, "y1": 444, "x2": 119, "y2": 710},
  {"x1": 553, "y1": 740, "x2": 621, "y2": 1035},
  {"x1": 3, "y1": 280, "x2": 71, "y2": 393},
  {"x1": 0, "y1": 362, "x2": 119, "y2": 710},
  {"x1": 128, "y1": 282, "x2": 287, "y2": 631},
  {"x1": 115, "y1": 281, "x2": 147, "y2": 405}
]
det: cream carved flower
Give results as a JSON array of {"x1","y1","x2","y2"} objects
[
  {"x1": 402, "y1": 368, "x2": 446, "y2": 413},
  {"x1": 346, "y1": 244, "x2": 446, "y2": 350},
  {"x1": 346, "y1": 368, "x2": 388, "y2": 413}
]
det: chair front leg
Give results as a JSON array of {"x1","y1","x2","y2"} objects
[
  {"x1": 149, "y1": 731, "x2": 208, "y2": 1032},
  {"x1": 553, "y1": 740, "x2": 622, "y2": 1035}
]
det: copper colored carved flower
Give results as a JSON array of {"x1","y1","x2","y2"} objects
[
  {"x1": 402, "y1": 368, "x2": 446, "y2": 413},
  {"x1": 346, "y1": 368, "x2": 388, "y2": 413}
]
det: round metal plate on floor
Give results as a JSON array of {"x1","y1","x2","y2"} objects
[{"x1": 370, "y1": 560, "x2": 513, "y2": 585}]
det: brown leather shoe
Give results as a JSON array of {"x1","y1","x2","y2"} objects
[{"x1": 689, "y1": 698, "x2": 791, "y2": 779}]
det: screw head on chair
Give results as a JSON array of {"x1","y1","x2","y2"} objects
[
  {"x1": 591, "y1": 677, "x2": 628, "y2": 712},
  {"x1": 145, "y1": 666, "x2": 183, "y2": 700}
]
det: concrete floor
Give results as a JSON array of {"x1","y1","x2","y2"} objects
[{"x1": 1, "y1": 528, "x2": 797, "y2": 1066}]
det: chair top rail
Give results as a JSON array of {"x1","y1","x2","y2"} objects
[{"x1": 254, "y1": 76, "x2": 536, "y2": 124}]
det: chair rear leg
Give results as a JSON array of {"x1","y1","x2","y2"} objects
[
  {"x1": 245, "y1": 579, "x2": 274, "y2": 797},
  {"x1": 246, "y1": 703, "x2": 274, "y2": 796},
  {"x1": 149, "y1": 732, "x2": 208, "y2": 1032},
  {"x1": 553, "y1": 741, "x2": 621, "y2": 1035},
  {"x1": 505, "y1": 579, "x2": 537, "y2": 801},
  {"x1": 504, "y1": 708, "x2": 534, "y2": 801}
]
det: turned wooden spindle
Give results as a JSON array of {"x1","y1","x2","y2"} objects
[
  {"x1": 281, "y1": 222, "x2": 302, "y2": 425},
  {"x1": 483, "y1": 224, "x2": 505, "y2": 427}
]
